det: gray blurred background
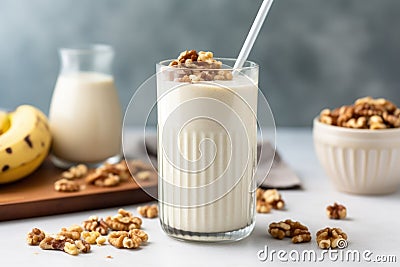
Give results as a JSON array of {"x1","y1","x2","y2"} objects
[{"x1": 1, "y1": 0, "x2": 399, "y2": 127}]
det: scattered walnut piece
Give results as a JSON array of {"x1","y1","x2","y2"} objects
[
  {"x1": 96, "y1": 236, "x2": 107, "y2": 246},
  {"x1": 62, "y1": 164, "x2": 88, "y2": 179},
  {"x1": 129, "y1": 160, "x2": 155, "y2": 174},
  {"x1": 326, "y1": 203, "x2": 347, "y2": 220},
  {"x1": 256, "y1": 188, "x2": 285, "y2": 213},
  {"x1": 67, "y1": 224, "x2": 84, "y2": 234},
  {"x1": 85, "y1": 171, "x2": 120, "y2": 187},
  {"x1": 58, "y1": 227, "x2": 81, "y2": 240},
  {"x1": 319, "y1": 96, "x2": 400, "y2": 129},
  {"x1": 82, "y1": 215, "x2": 109, "y2": 235},
  {"x1": 316, "y1": 227, "x2": 348, "y2": 249},
  {"x1": 256, "y1": 199, "x2": 272, "y2": 213},
  {"x1": 28, "y1": 208, "x2": 151, "y2": 255},
  {"x1": 39, "y1": 236, "x2": 71, "y2": 251},
  {"x1": 97, "y1": 160, "x2": 131, "y2": 181},
  {"x1": 129, "y1": 229, "x2": 149, "y2": 243},
  {"x1": 263, "y1": 189, "x2": 285, "y2": 210},
  {"x1": 137, "y1": 204, "x2": 158, "y2": 218},
  {"x1": 135, "y1": 171, "x2": 152, "y2": 181},
  {"x1": 38, "y1": 232, "x2": 91, "y2": 256},
  {"x1": 105, "y1": 208, "x2": 142, "y2": 231},
  {"x1": 108, "y1": 229, "x2": 148, "y2": 249},
  {"x1": 27, "y1": 228, "x2": 45, "y2": 245},
  {"x1": 268, "y1": 219, "x2": 311, "y2": 244},
  {"x1": 83, "y1": 160, "x2": 138, "y2": 188},
  {"x1": 54, "y1": 178, "x2": 80, "y2": 192},
  {"x1": 75, "y1": 239, "x2": 91, "y2": 253},
  {"x1": 63, "y1": 241, "x2": 79, "y2": 255},
  {"x1": 108, "y1": 231, "x2": 138, "y2": 249},
  {"x1": 81, "y1": 231, "x2": 101, "y2": 244}
]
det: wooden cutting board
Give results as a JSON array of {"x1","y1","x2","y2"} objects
[{"x1": 0, "y1": 159, "x2": 157, "y2": 221}]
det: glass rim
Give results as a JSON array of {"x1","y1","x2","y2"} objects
[
  {"x1": 59, "y1": 44, "x2": 114, "y2": 55},
  {"x1": 157, "y1": 58, "x2": 258, "y2": 71}
]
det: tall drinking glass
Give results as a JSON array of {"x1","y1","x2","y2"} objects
[{"x1": 156, "y1": 59, "x2": 258, "y2": 241}]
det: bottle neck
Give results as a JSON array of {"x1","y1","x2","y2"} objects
[{"x1": 59, "y1": 45, "x2": 114, "y2": 75}]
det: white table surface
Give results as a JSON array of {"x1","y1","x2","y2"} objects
[{"x1": 1, "y1": 128, "x2": 399, "y2": 266}]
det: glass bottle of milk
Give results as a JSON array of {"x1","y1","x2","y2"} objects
[{"x1": 49, "y1": 44, "x2": 122, "y2": 168}]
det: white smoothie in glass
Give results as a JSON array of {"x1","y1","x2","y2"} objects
[{"x1": 157, "y1": 54, "x2": 258, "y2": 241}]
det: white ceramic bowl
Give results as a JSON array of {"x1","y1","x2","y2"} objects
[{"x1": 313, "y1": 118, "x2": 400, "y2": 195}]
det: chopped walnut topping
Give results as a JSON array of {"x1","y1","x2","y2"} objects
[
  {"x1": 137, "y1": 204, "x2": 158, "y2": 218},
  {"x1": 319, "y1": 97, "x2": 400, "y2": 129},
  {"x1": 316, "y1": 227, "x2": 348, "y2": 249},
  {"x1": 27, "y1": 228, "x2": 45, "y2": 245},
  {"x1": 167, "y1": 50, "x2": 232, "y2": 82},
  {"x1": 177, "y1": 50, "x2": 198, "y2": 63},
  {"x1": 326, "y1": 203, "x2": 347, "y2": 220},
  {"x1": 54, "y1": 178, "x2": 80, "y2": 192},
  {"x1": 268, "y1": 219, "x2": 311, "y2": 244}
]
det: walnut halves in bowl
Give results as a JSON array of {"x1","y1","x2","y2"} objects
[{"x1": 318, "y1": 96, "x2": 400, "y2": 130}]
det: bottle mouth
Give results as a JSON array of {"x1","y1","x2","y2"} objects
[{"x1": 59, "y1": 44, "x2": 114, "y2": 55}]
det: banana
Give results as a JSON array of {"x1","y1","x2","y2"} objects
[
  {"x1": 0, "y1": 110, "x2": 10, "y2": 135},
  {"x1": 0, "y1": 105, "x2": 52, "y2": 184},
  {"x1": 0, "y1": 148, "x2": 48, "y2": 184}
]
